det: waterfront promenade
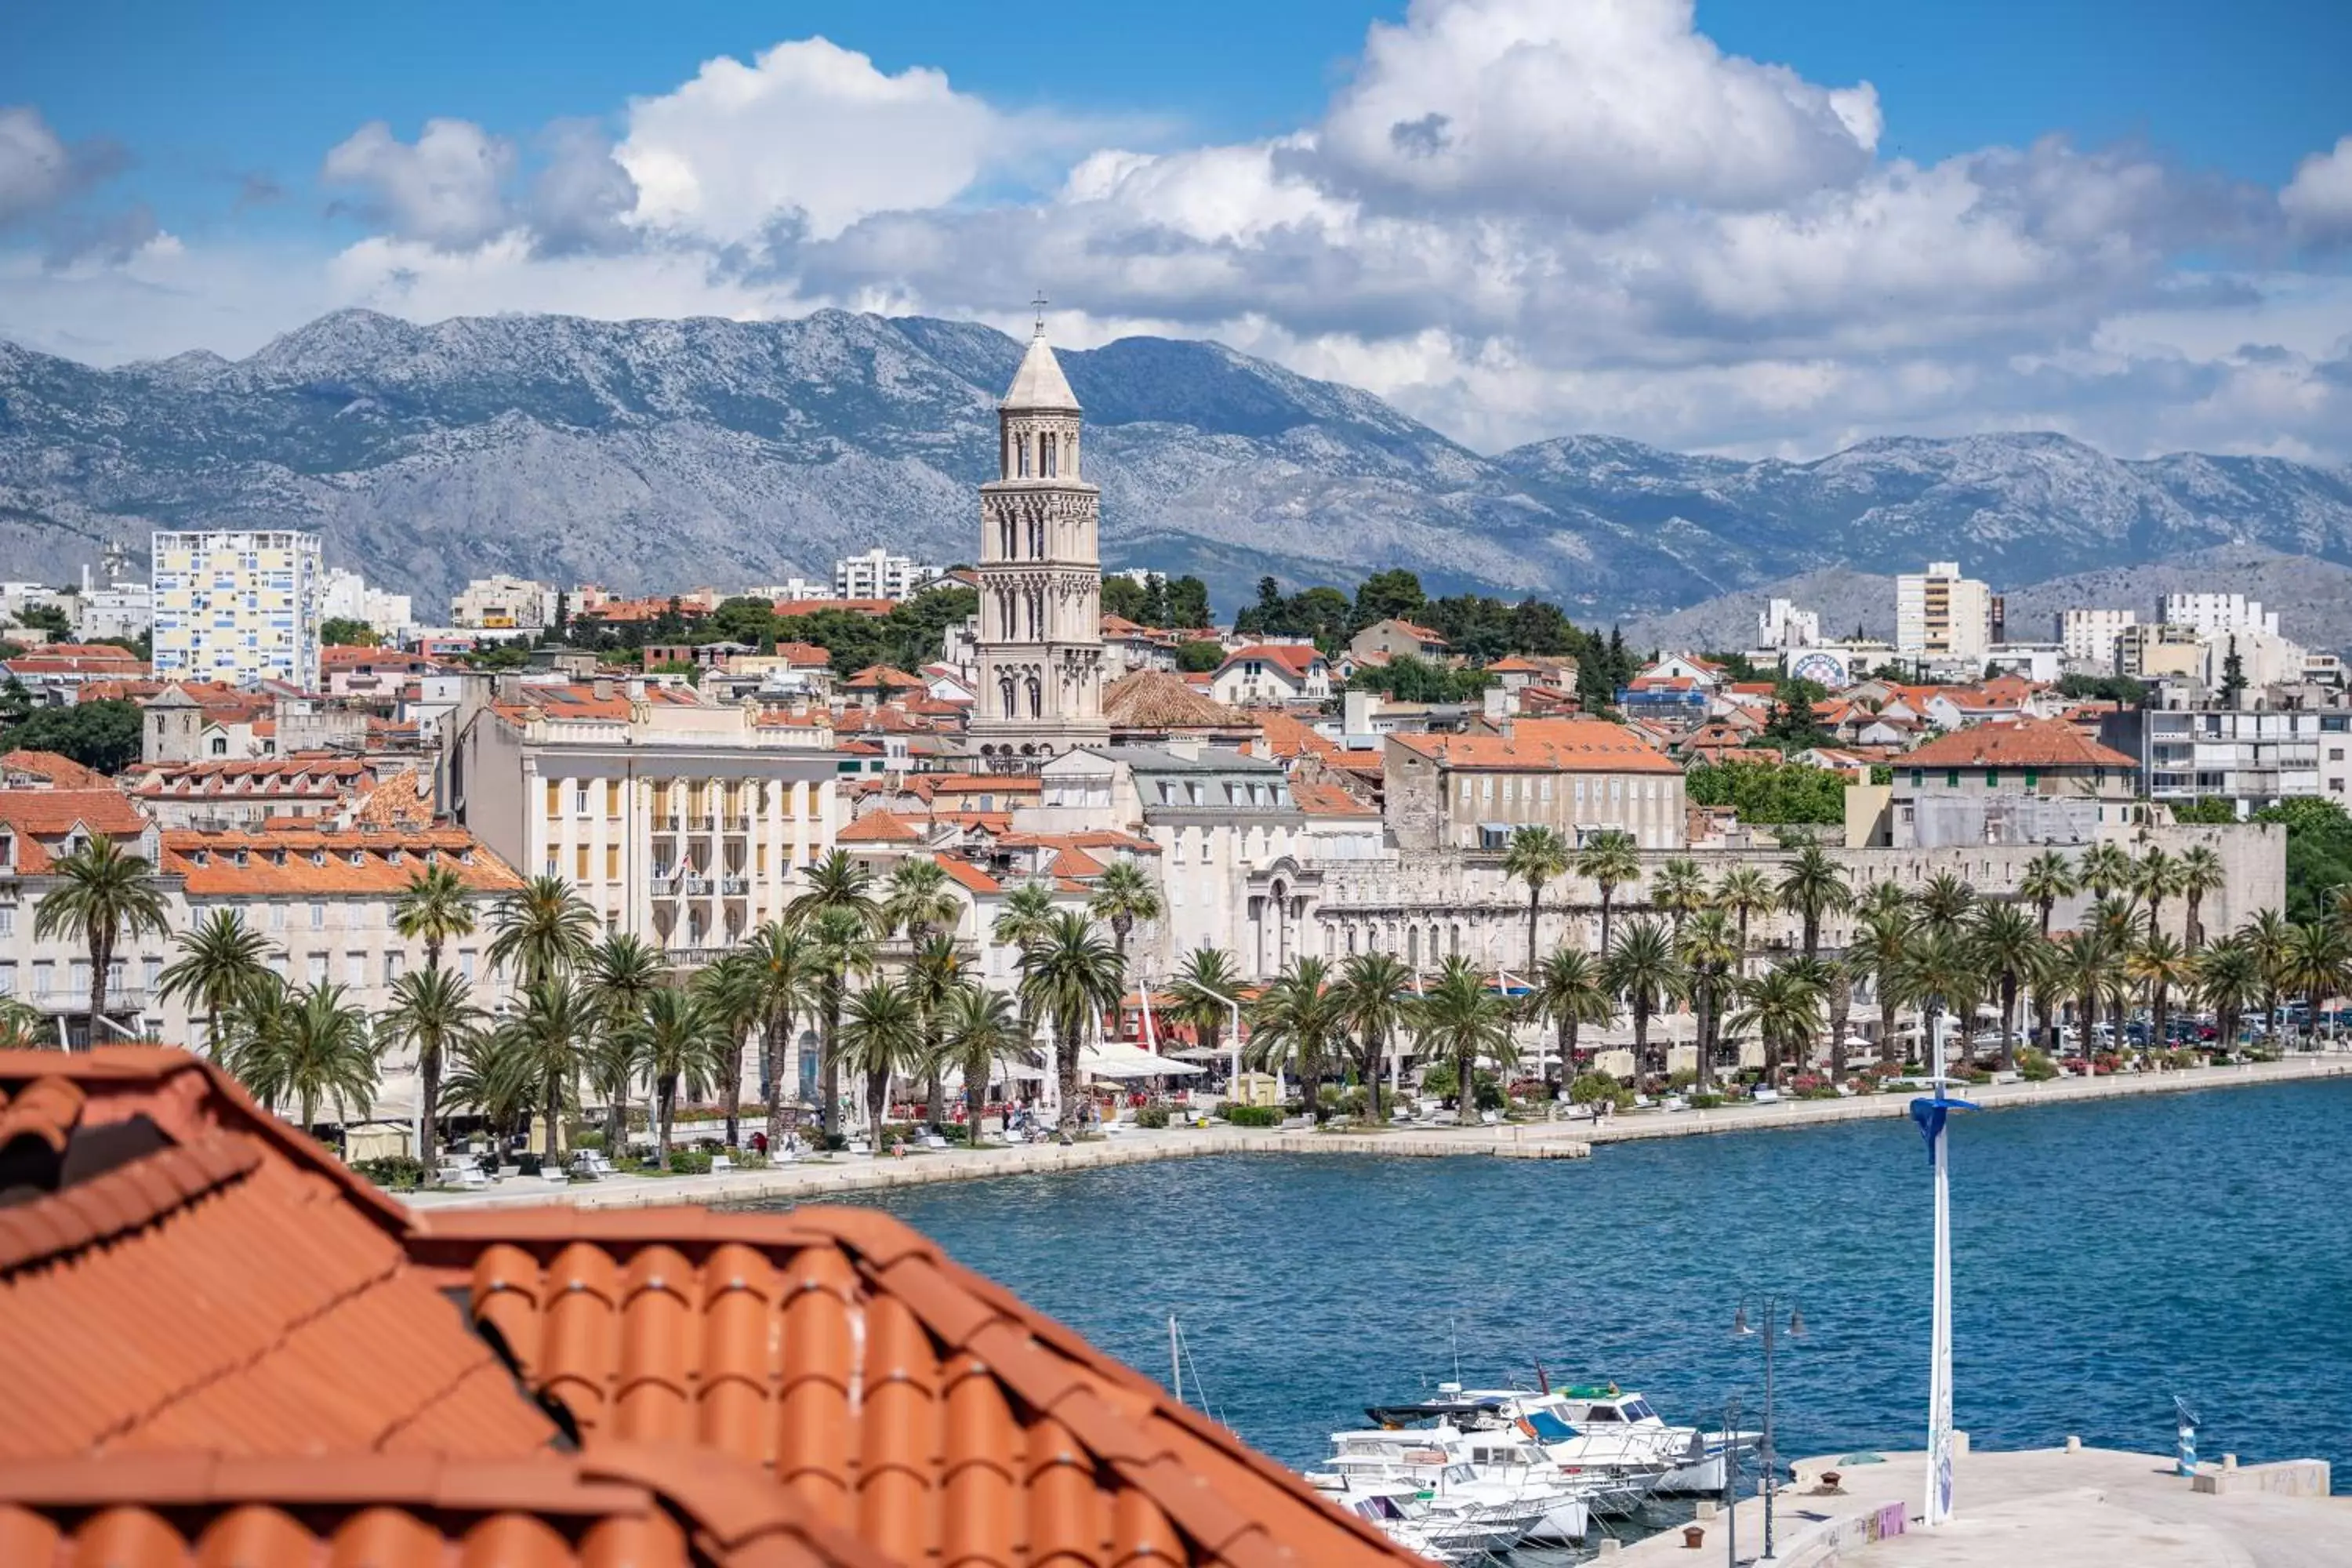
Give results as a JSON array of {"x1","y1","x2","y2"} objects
[
  {"x1": 405, "y1": 1053, "x2": 2351, "y2": 1213},
  {"x1": 1611, "y1": 1442, "x2": 2345, "y2": 1568}
]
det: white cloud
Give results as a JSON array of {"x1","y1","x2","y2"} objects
[
  {"x1": 322, "y1": 118, "x2": 516, "y2": 249},
  {"x1": 0, "y1": 105, "x2": 75, "y2": 224},
  {"x1": 2282, "y1": 135, "x2": 2352, "y2": 241}
]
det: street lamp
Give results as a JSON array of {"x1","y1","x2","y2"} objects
[{"x1": 1733, "y1": 1295, "x2": 1806, "y2": 1561}]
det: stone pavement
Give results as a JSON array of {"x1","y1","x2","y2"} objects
[{"x1": 1612, "y1": 1444, "x2": 2343, "y2": 1568}]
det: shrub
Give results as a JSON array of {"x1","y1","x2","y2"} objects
[
  {"x1": 670, "y1": 1149, "x2": 713, "y2": 1176},
  {"x1": 822, "y1": 1132, "x2": 850, "y2": 1152},
  {"x1": 1688, "y1": 1092, "x2": 1726, "y2": 1110},
  {"x1": 1666, "y1": 1069, "x2": 1698, "y2": 1091},
  {"x1": 354, "y1": 1155, "x2": 425, "y2": 1191},
  {"x1": 1421, "y1": 1062, "x2": 1506, "y2": 1110},
  {"x1": 1568, "y1": 1071, "x2": 1631, "y2": 1111},
  {"x1": 572, "y1": 1129, "x2": 604, "y2": 1151},
  {"x1": 1221, "y1": 1104, "x2": 1282, "y2": 1127},
  {"x1": 2018, "y1": 1050, "x2": 2059, "y2": 1082},
  {"x1": 516, "y1": 1152, "x2": 543, "y2": 1178},
  {"x1": 731, "y1": 1149, "x2": 770, "y2": 1170},
  {"x1": 1134, "y1": 1103, "x2": 1171, "y2": 1129}
]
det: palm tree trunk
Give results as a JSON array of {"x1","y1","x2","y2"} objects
[
  {"x1": 819, "y1": 985, "x2": 841, "y2": 1138},
  {"x1": 1999, "y1": 976, "x2": 2019, "y2": 1072},
  {"x1": 657, "y1": 1076, "x2": 674, "y2": 1171},
  {"x1": 300, "y1": 1091, "x2": 316, "y2": 1134},
  {"x1": 1599, "y1": 891, "x2": 1613, "y2": 955},
  {"x1": 868, "y1": 1069, "x2": 890, "y2": 1142},
  {"x1": 964, "y1": 1050, "x2": 989, "y2": 1142},
  {"x1": 1829, "y1": 970, "x2": 1852, "y2": 1082},
  {"x1": 87, "y1": 931, "x2": 111, "y2": 1049},
  {"x1": 2153, "y1": 983, "x2": 2169, "y2": 1054},
  {"x1": 1881, "y1": 995, "x2": 1899, "y2": 1070},
  {"x1": 721, "y1": 1034, "x2": 744, "y2": 1149},
  {"x1": 763, "y1": 1014, "x2": 787, "y2": 1151},
  {"x1": 1553, "y1": 1018, "x2": 1570, "y2": 1094},
  {"x1": 604, "y1": 1076, "x2": 626, "y2": 1158},
  {"x1": 545, "y1": 1073, "x2": 563, "y2": 1160},
  {"x1": 420, "y1": 1040, "x2": 442, "y2": 1166},
  {"x1": 1736, "y1": 912, "x2": 1751, "y2": 979},
  {"x1": 2185, "y1": 894, "x2": 2204, "y2": 950},
  {"x1": 1364, "y1": 1032, "x2": 1385, "y2": 1123},
  {"x1": 1456, "y1": 1039, "x2": 1477, "y2": 1127},
  {"x1": 1058, "y1": 1022, "x2": 1082, "y2": 1134},
  {"x1": 1526, "y1": 888, "x2": 1541, "y2": 978},
  {"x1": 1633, "y1": 1006, "x2": 1652, "y2": 1083}
]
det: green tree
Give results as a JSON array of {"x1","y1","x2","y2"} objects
[
  {"x1": 158, "y1": 909, "x2": 275, "y2": 1060},
  {"x1": 941, "y1": 982, "x2": 1022, "y2": 1138},
  {"x1": 1893, "y1": 927, "x2": 1984, "y2": 1071},
  {"x1": 1170, "y1": 945, "x2": 1244, "y2": 1066},
  {"x1": 905, "y1": 929, "x2": 965, "y2": 1127},
  {"x1": 2077, "y1": 841, "x2": 2136, "y2": 906},
  {"x1": 788, "y1": 850, "x2": 884, "y2": 1134},
  {"x1": 1848, "y1": 903, "x2": 1916, "y2": 1067},
  {"x1": 691, "y1": 951, "x2": 765, "y2": 1148},
  {"x1": 1334, "y1": 950, "x2": 1414, "y2": 1122},
  {"x1": 35, "y1": 832, "x2": 169, "y2": 1043},
  {"x1": 1715, "y1": 866, "x2": 1776, "y2": 978},
  {"x1": 486, "y1": 876, "x2": 597, "y2": 985},
  {"x1": 394, "y1": 865, "x2": 477, "y2": 977},
  {"x1": 2128, "y1": 931, "x2": 2196, "y2": 1053},
  {"x1": 881, "y1": 856, "x2": 964, "y2": 946},
  {"x1": 1676, "y1": 909, "x2": 1740, "y2": 1091},
  {"x1": 1017, "y1": 911, "x2": 1125, "y2": 1133},
  {"x1": 379, "y1": 966, "x2": 485, "y2": 1163},
  {"x1": 1246, "y1": 957, "x2": 1345, "y2": 1122},
  {"x1": 230, "y1": 982, "x2": 378, "y2": 1134},
  {"x1": 1576, "y1": 829, "x2": 1642, "y2": 954},
  {"x1": 1089, "y1": 859, "x2": 1164, "y2": 962},
  {"x1": 2196, "y1": 936, "x2": 2263, "y2": 1049},
  {"x1": 1915, "y1": 871, "x2": 1975, "y2": 938},
  {"x1": 1969, "y1": 902, "x2": 2042, "y2": 1072},
  {"x1": 1501, "y1": 825, "x2": 1572, "y2": 978},
  {"x1": 1352, "y1": 568, "x2": 1427, "y2": 629},
  {"x1": 320, "y1": 617, "x2": 380, "y2": 647},
  {"x1": 632, "y1": 987, "x2": 724, "y2": 1169},
  {"x1": 1525, "y1": 946, "x2": 1611, "y2": 1092},
  {"x1": 1164, "y1": 576, "x2": 1212, "y2": 629},
  {"x1": 2245, "y1": 909, "x2": 2296, "y2": 1038},
  {"x1": 2056, "y1": 927, "x2": 2122, "y2": 1062},
  {"x1": 2136, "y1": 846, "x2": 2187, "y2": 943},
  {"x1": 1413, "y1": 956, "x2": 1517, "y2": 1126},
  {"x1": 2285, "y1": 921, "x2": 2351, "y2": 1043},
  {"x1": 1604, "y1": 917, "x2": 1685, "y2": 1080},
  {"x1": 741, "y1": 919, "x2": 815, "y2": 1150},
  {"x1": 1728, "y1": 964, "x2": 1825, "y2": 1088},
  {"x1": 2177, "y1": 846, "x2": 2227, "y2": 950},
  {"x1": 1651, "y1": 856, "x2": 1708, "y2": 938},
  {"x1": 2016, "y1": 850, "x2": 2079, "y2": 938},
  {"x1": 1777, "y1": 843, "x2": 1852, "y2": 962},
  {"x1": 494, "y1": 978, "x2": 597, "y2": 1158},
  {"x1": 1176, "y1": 640, "x2": 1225, "y2": 673},
  {"x1": 5, "y1": 699, "x2": 143, "y2": 775}
]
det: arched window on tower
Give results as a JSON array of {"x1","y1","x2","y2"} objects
[
  {"x1": 1027, "y1": 674, "x2": 1042, "y2": 718},
  {"x1": 1017, "y1": 434, "x2": 1032, "y2": 477},
  {"x1": 998, "y1": 675, "x2": 1017, "y2": 718},
  {"x1": 1042, "y1": 433, "x2": 1058, "y2": 478},
  {"x1": 1000, "y1": 517, "x2": 1015, "y2": 559}
]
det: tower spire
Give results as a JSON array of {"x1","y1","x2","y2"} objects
[{"x1": 1031, "y1": 290, "x2": 1049, "y2": 336}]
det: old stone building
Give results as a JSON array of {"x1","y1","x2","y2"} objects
[{"x1": 1385, "y1": 717, "x2": 1689, "y2": 852}]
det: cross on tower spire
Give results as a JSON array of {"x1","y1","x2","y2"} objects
[{"x1": 1031, "y1": 291, "x2": 1049, "y2": 336}]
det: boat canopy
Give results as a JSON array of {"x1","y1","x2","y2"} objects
[
  {"x1": 1364, "y1": 1398, "x2": 1504, "y2": 1426},
  {"x1": 1520, "y1": 1410, "x2": 1580, "y2": 1443}
]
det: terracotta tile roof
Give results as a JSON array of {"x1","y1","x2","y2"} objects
[
  {"x1": 1900, "y1": 718, "x2": 2136, "y2": 771},
  {"x1": 1391, "y1": 717, "x2": 1682, "y2": 775},
  {"x1": 843, "y1": 665, "x2": 923, "y2": 690},
  {"x1": 0, "y1": 1051, "x2": 556, "y2": 1468},
  {"x1": 0, "y1": 749, "x2": 107, "y2": 789},
  {"x1": 0, "y1": 788, "x2": 151, "y2": 855},
  {"x1": 1292, "y1": 779, "x2": 1377, "y2": 818},
  {"x1": 772, "y1": 599, "x2": 895, "y2": 619},
  {"x1": 772, "y1": 641, "x2": 835, "y2": 667},
  {"x1": 1105, "y1": 670, "x2": 1246, "y2": 731},
  {"x1": 1216, "y1": 644, "x2": 1327, "y2": 680},
  {"x1": 0, "y1": 1446, "x2": 898, "y2": 1568},
  {"x1": 160, "y1": 827, "x2": 522, "y2": 897},
  {"x1": 1247, "y1": 710, "x2": 1338, "y2": 763},
  {"x1": 907, "y1": 772, "x2": 1044, "y2": 798},
  {"x1": 351, "y1": 768, "x2": 437, "y2": 828},
  {"x1": 408, "y1": 1207, "x2": 1418, "y2": 1568},
  {"x1": 1047, "y1": 844, "x2": 1108, "y2": 879},
  {"x1": 837, "y1": 810, "x2": 922, "y2": 844},
  {"x1": 934, "y1": 855, "x2": 1002, "y2": 894},
  {"x1": 1099, "y1": 613, "x2": 1145, "y2": 635}
]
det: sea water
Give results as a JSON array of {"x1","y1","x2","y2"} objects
[{"x1": 756, "y1": 1079, "x2": 2352, "y2": 1487}]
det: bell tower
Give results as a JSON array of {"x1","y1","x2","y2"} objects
[{"x1": 970, "y1": 306, "x2": 1108, "y2": 768}]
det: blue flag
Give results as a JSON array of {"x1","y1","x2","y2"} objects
[{"x1": 1908, "y1": 1094, "x2": 1979, "y2": 1163}]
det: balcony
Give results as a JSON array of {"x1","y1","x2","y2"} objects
[
  {"x1": 27, "y1": 986, "x2": 151, "y2": 1015},
  {"x1": 681, "y1": 875, "x2": 713, "y2": 895},
  {"x1": 722, "y1": 816, "x2": 751, "y2": 833},
  {"x1": 656, "y1": 815, "x2": 684, "y2": 832},
  {"x1": 720, "y1": 876, "x2": 750, "y2": 896}
]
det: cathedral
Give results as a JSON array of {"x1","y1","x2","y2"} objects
[{"x1": 968, "y1": 318, "x2": 1109, "y2": 768}]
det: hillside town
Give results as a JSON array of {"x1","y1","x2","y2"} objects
[{"x1": 0, "y1": 326, "x2": 2336, "y2": 1163}]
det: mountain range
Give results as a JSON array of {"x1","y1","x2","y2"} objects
[{"x1": 3, "y1": 307, "x2": 2350, "y2": 630}]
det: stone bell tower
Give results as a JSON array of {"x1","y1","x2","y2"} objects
[{"x1": 969, "y1": 308, "x2": 1108, "y2": 768}]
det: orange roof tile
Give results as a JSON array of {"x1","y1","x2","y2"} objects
[
  {"x1": 1104, "y1": 670, "x2": 1245, "y2": 731},
  {"x1": 0, "y1": 749, "x2": 107, "y2": 788},
  {"x1": 1391, "y1": 717, "x2": 1682, "y2": 775},
  {"x1": 0, "y1": 787, "x2": 150, "y2": 848},
  {"x1": 843, "y1": 664, "x2": 923, "y2": 690},
  {"x1": 1217, "y1": 644, "x2": 1327, "y2": 680},
  {"x1": 1292, "y1": 779, "x2": 1377, "y2": 817},
  {"x1": 933, "y1": 855, "x2": 1002, "y2": 894},
  {"x1": 837, "y1": 809, "x2": 922, "y2": 844},
  {"x1": 161, "y1": 827, "x2": 521, "y2": 897},
  {"x1": 1901, "y1": 718, "x2": 2136, "y2": 770}
]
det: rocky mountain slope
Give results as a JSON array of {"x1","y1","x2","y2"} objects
[{"x1": 2, "y1": 308, "x2": 2349, "y2": 621}]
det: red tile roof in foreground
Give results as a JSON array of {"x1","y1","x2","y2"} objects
[
  {"x1": 0, "y1": 1047, "x2": 1424, "y2": 1568},
  {"x1": 1900, "y1": 717, "x2": 2135, "y2": 771}
]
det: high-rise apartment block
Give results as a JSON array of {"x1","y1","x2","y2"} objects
[
  {"x1": 151, "y1": 529, "x2": 323, "y2": 689},
  {"x1": 2160, "y1": 593, "x2": 2278, "y2": 640},
  {"x1": 451, "y1": 575, "x2": 555, "y2": 630},
  {"x1": 833, "y1": 549, "x2": 943, "y2": 601},
  {"x1": 1757, "y1": 597, "x2": 1820, "y2": 651},
  {"x1": 2056, "y1": 608, "x2": 2137, "y2": 667},
  {"x1": 1895, "y1": 561, "x2": 1993, "y2": 659}
]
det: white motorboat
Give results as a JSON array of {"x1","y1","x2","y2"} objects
[
  {"x1": 1323, "y1": 1424, "x2": 1597, "y2": 1543},
  {"x1": 1322, "y1": 1486, "x2": 1472, "y2": 1563},
  {"x1": 1369, "y1": 1381, "x2": 1758, "y2": 1498}
]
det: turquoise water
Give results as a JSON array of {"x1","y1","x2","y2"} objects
[{"x1": 760, "y1": 1081, "x2": 2352, "y2": 1486}]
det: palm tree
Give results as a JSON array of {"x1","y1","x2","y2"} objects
[
  {"x1": 1893, "y1": 927, "x2": 1983, "y2": 1072},
  {"x1": 230, "y1": 982, "x2": 377, "y2": 1135},
  {"x1": 1857, "y1": 878, "x2": 1911, "y2": 921},
  {"x1": 1915, "y1": 872, "x2": 1975, "y2": 938},
  {"x1": 690, "y1": 951, "x2": 764, "y2": 1148},
  {"x1": 1525, "y1": 946, "x2": 1612, "y2": 1093},
  {"x1": 1970, "y1": 902, "x2": 2042, "y2": 1072},
  {"x1": 881, "y1": 856, "x2": 964, "y2": 946},
  {"x1": 1728, "y1": 964, "x2": 1824, "y2": 1089},
  {"x1": 1715, "y1": 866, "x2": 1776, "y2": 978},
  {"x1": 2128, "y1": 931, "x2": 2195, "y2": 1054},
  {"x1": 1777, "y1": 843, "x2": 1852, "y2": 962},
  {"x1": 2077, "y1": 841, "x2": 2135, "y2": 906},
  {"x1": 394, "y1": 863, "x2": 475, "y2": 975},
  {"x1": 1018, "y1": 912, "x2": 1125, "y2": 1134},
  {"x1": 2136, "y1": 846, "x2": 2187, "y2": 943},
  {"x1": 1575, "y1": 829, "x2": 1641, "y2": 954},
  {"x1": 1676, "y1": 909, "x2": 1740, "y2": 1092},
  {"x1": 158, "y1": 909, "x2": 275, "y2": 1059},
  {"x1": 492, "y1": 977, "x2": 596, "y2": 1159},
  {"x1": 34, "y1": 833, "x2": 169, "y2": 1045},
  {"x1": 633, "y1": 987, "x2": 722, "y2": 1168},
  {"x1": 1334, "y1": 951, "x2": 1414, "y2": 1122},
  {"x1": 1503, "y1": 825, "x2": 1572, "y2": 976},
  {"x1": 2056, "y1": 927, "x2": 2122, "y2": 1063},
  {"x1": 990, "y1": 880, "x2": 1058, "y2": 956},
  {"x1": 1171, "y1": 945, "x2": 1245, "y2": 1072},
  {"x1": 741, "y1": 920, "x2": 814, "y2": 1152},
  {"x1": 2177, "y1": 846, "x2": 2226, "y2": 949},
  {"x1": 1603, "y1": 917, "x2": 1686, "y2": 1081},
  {"x1": 2017, "y1": 850, "x2": 2079, "y2": 938},
  {"x1": 441, "y1": 1028, "x2": 535, "y2": 1148},
  {"x1": 1652, "y1": 856, "x2": 1708, "y2": 939},
  {"x1": 2196, "y1": 937, "x2": 2263, "y2": 1051},
  {"x1": 0, "y1": 997, "x2": 49, "y2": 1050},
  {"x1": 379, "y1": 965, "x2": 484, "y2": 1163},
  {"x1": 788, "y1": 848, "x2": 883, "y2": 931},
  {"x1": 1823, "y1": 957, "x2": 1857, "y2": 1083},
  {"x1": 486, "y1": 875, "x2": 598, "y2": 985},
  {"x1": 2285, "y1": 920, "x2": 2351, "y2": 1045},
  {"x1": 1247, "y1": 957, "x2": 1345, "y2": 1122},
  {"x1": 1413, "y1": 956, "x2": 1516, "y2": 1126},
  {"x1": 1088, "y1": 859, "x2": 1163, "y2": 962},
  {"x1": 2245, "y1": 909, "x2": 2296, "y2": 1044},
  {"x1": 1847, "y1": 903, "x2": 1916, "y2": 1067},
  {"x1": 806, "y1": 905, "x2": 881, "y2": 1138},
  {"x1": 940, "y1": 982, "x2": 1022, "y2": 1138},
  {"x1": 579, "y1": 931, "x2": 667, "y2": 1150},
  {"x1": 906, "y1": 929, "x2": 965, "y2": 1127}
]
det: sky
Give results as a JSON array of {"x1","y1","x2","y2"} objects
[{"x1": 3, "y1": 0, "x2": 2349, "y2": 461}]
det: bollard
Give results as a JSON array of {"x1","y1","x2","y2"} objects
[
  {"x1": 1682, "y1": 1525, "x2": 1706, "y2": 1549},
  {"x1": 1598, "y1": 1538, "x2": 1621, "y2": 1555},
  {"x1": 2065, "y1": 1436, "x2": 2082, "y2": 1454},
  {"x1": 2224, "y1": 1454, "x2": 2238, "y2": 1471}
]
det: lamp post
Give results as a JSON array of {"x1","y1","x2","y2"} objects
[{"x1": 1733, "y1": 1296, "x2": 1806, "y2": 1561}]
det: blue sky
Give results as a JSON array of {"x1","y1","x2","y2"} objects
[{"x1": 2, "y1": 0, "x2": 2348, "y2": 459}]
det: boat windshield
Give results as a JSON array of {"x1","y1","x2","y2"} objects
[
  {"x1": 1523, "y1": 1410, "x2": 1580, "y2": 1443},
  {"x1": 1621, "y1": 1398, "x2": 1659, "y2": 1421},
  {"x1": 1442, "y1": 1463, "x2": 1476, "y2": 1485},
  {"x1": 1586, "y1": 1405, "x2": 1623, "y2": 1422}
]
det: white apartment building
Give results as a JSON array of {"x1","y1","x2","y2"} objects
[
  {"x1": 2161, "y1": 593, "x2": 2278, "y2": 640},
  {"x1": 323, "y1": 568, "x2": 416, "y2": 638},
  {"x1": 2199, "y1": 629, "x2": 2308, "y2": 695},
  {"x1": 151, "y1": 529, "x2": 324, "y2": 690},
  {"x1": 2056, "y1": 608, "x2": 2136, "y2": 667},
  {"x1": 2099, "y1": 706, "x2": 2321, "y2": 808},
  {"x1": 1757, "y1": 597, "x2": 1821, "y2": 651},
  {"x1": 450, "y1": 679, "x2": 841, "y2": 964},
  {"x1": 833, "y1": 549, "x2": 942, "y2": 602},
  {"x1": 451, "y1": 575, "x2": 556, "y2": 630},
  {"x1": 1896, "y1": 561, "x2": 1993, "y2": 659},
  {"x1": 744, "y1": 579, "x2": 833, "y2": 603}
]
